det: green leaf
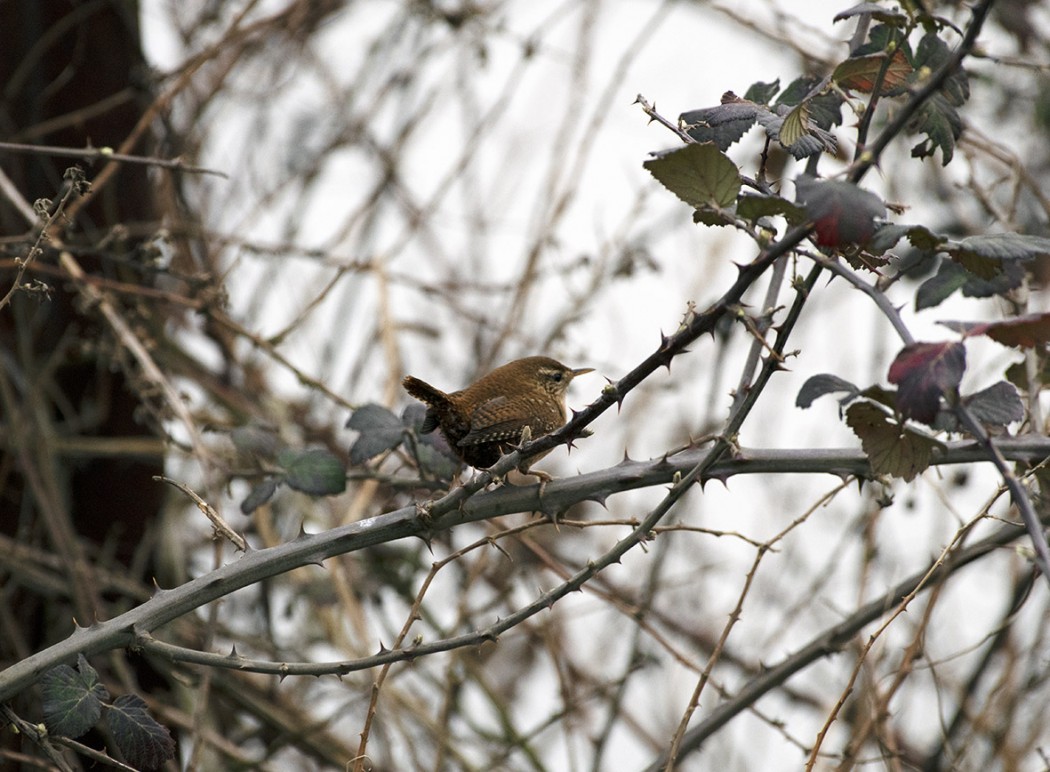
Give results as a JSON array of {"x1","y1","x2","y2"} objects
[
  {"x1": 906, "y1": 225, "x2": 944, "y2": 251},
  {"x1": 737, "y1": 194, "x2": 807, "y2": 225},
  {"x1": 775, "y1": 77, "x2": 844, "y2": 129},
  {"x1": 105, "y1": 694, "x2": 176, "y2": 770},
  {"x1": 744, "y1": 79, "x2": 780, "y2": 104},
  {"x1": 867, "y1": 223, "x2": 942, "y2": 255},
  {"x1": 934, "y1": 381, "x2": 1024, "y2": 432},
  {"x1": 230, "y1": 423, "x2": 280, "y2": 462},
  {"x1": 919, "y1": 256, "x2": 1025, "y2": 308},
  {"x1": 279, "y1": 448, "x2": 347, "y2": 496},
  {"x1": 906, "y1": 32, "x2": 969, "y2": 167},
  {"x1": 846, "y1": 401, "x2": 944, "y2": 481},
  {"x1": 946, "y1": 233, "x2": 1050, "y2": 262},
  {"x1": 796, "y1": 373, "x2": 861, "y2": 409},
  {"x1": 912, "y1": 31, "x2": 969, "y2": 107},
  {"x1": 679, "y1": 102, "x2": 761, "y2": 151},
  {"x1": 41, "y1": 654, "x2": 109, "y2": 739},
  {"x1": 834, "y1": 3, "x2": 908, "y2": 25},
  {"x1": 644, "y1": 143, "x2": 741, "y2": 209},
  {"x1": 942, "y1": 234, "x2": 1050, "y2": 281},
  {"x1": 779, "y1": 102, "x2": 809, "y2": 147},
  {"x1": 909, "y1": 93, "x2": 962, "y2": 165},
  {"x1": 916, "y1": 261, "x2": 969, "y2": 310},
  {"x1": 967, "y1": 382, "x2": 1024, "y2": 426},
  {"x1": 853, "y1": 24, "x2": 914, "y2": 61},
  {"x1": 346, "y1": 403, "x2": 407, "y2": 464},
  {"x1": 240, "y1": 477, "x2": 280, "y2": 515},
  {"x1": 692, "y1": 208, "x2": 734, "y2": 226}
]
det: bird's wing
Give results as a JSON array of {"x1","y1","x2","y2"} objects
[{"x1": 459, "y1": 397, "x2": 522, "y2": 446}]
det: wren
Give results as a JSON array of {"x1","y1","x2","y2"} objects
[{"x1": 402, "y1": 356, "x2": 594, "y2": 471}]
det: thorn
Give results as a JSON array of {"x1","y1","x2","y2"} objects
[
  {"x1": 602, "y1": 378, "x2": 626, "y2": 412},
  {"x1": 763, "y1": 357, "x2": 789, "y2": 373},
  {"x1": 487, "y1": 538, "x2": 512, "y2": 560},
  {"x1": 705, "y1": 470, "x2": 731, "y2": 488}
]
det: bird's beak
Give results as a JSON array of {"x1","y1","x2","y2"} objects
[{"x1": 571, "y1": 367, "x2": 595, "y2": 378}]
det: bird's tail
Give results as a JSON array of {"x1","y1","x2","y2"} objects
[{"x1": 402, "y1": 376, "x2": 449, "y2": 434}]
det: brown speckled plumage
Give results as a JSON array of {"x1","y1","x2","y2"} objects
[{"x1": 402, "y1": 356, "x2": 593, "y2": 469}]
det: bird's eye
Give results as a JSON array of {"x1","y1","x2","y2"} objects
[{"x1": 547, "y1": 370, "x2": 564, "y2": 382}]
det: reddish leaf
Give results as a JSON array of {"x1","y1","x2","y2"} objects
[
  {"x1": 795, "y1": 177, "x2": 885, "y2": 247},
  {"x1": 940, "y1": 313, "x2": 1050, "y2": 349},
  {"x1": 832, "y1": 49, "x2": 912, "y2": 93},
  {"x1": 887, "y1": 341, "x2": 966, "y2": 423}
]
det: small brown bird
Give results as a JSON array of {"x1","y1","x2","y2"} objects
[{"x1": 402, "y1": 356, "x2": 594, "y2": 470}]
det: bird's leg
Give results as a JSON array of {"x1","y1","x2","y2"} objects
[{"x1": 509, "y1": 425, "x2": 559, "y2": 526}]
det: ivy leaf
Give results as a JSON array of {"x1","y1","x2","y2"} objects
[
  {"x1": 240, "y1": 477, "x2": 280, "y2": 515},
  {"x1": 940, "y1": 313, "x2": 1050, "y2": 349},
  {"x1": 846, "y1": 402, "x2": 944, "y2": 481},
  {"x1": 887, "y1": 341, "x2": 966, "y2": 423},
  {"x1": 41, "y1": 655, "x2": 109, "y2": 739},
  {"x1": 644, "y1": 142, "x2": 741, "y2": 210},
  {"x1": 346, "y1": 403, "x2": 407, "y2": 464},
  {"x1": 105, "y1": 694, "x2": 176, "y2": 770},
  {"x1": 796, "y1": 373, "x2": 861, "y2": 410},
  {"x1": 278, "y1": 448, "x2": 347, "y2": 496},
  {"x1": 795, "y1": 177, "x2": 885, "y2": 247}
]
